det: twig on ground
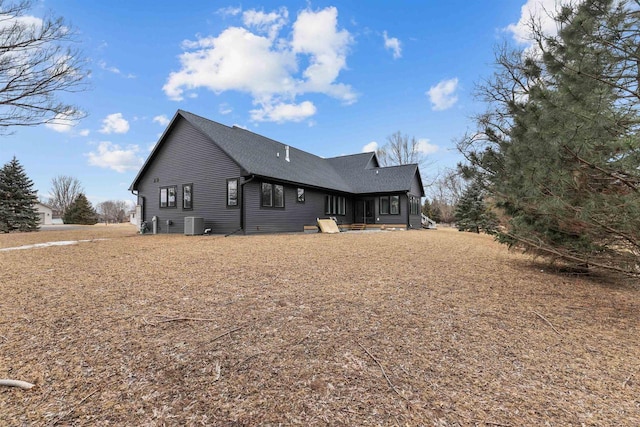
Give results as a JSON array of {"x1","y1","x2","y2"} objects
[
  {"x1": 296, "y1": 331, "x2": 312, "y2": 345},
  {"x1": 622, "y1": 371, "x2": 634, "y2": 388},
  {"x1": 48, "y1": 387, "x2": 100, "y2": 426},
  {"x1": 234, "y1": 352, "x2": 263, "y2": 370},
  {"x1": 357, "y1": 341, "x2": 407, "y2": 401},
  {"x1": 473, "y1": 421, "x2": 512, "y2": 427},
  {"x1": 48, "y1": 374, "x2": 118, "y2": 426},
  {"x1": 531, "y1": 311, "x2": 561, "y2": 335},
  {"x1": 152, "y1": 316, "x2": 218, "y2": 324},
  {"x1": 0, "y1": 379, "x2": 34, "y2": 389},
  {"x1": 214, "y1": 362, "x2": 221, "y2": 381},
  {"x1": 211, "y1": 326, "x2": 244, "y2": 342}
]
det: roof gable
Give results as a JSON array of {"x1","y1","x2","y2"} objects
[
  {"x1": 179, "y1": 111, "x2": 352, "y2": 192},
  {"x1": 131, "y1": 110, "x2": 424, "y2": 196}
]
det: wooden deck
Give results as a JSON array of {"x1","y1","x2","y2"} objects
[{"x1": 303, "y1": 223, "x2": 407, "y2": 233}]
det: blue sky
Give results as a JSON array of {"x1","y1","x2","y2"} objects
[{"x1": 0, "y1": 0, "x2": 550, "y2": 206}]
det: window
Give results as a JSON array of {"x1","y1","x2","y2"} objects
[
  {"x1": 261, "y1": 183, "x2": 284, "y2": 208},
  {"x1": 390, "y1": 195, "x2": 400, "y2": 214},
  {"x1": 273, "y1": 184, "x2": 284, "y2": 208},
  {"x1": 324, "y1": 195, "x2": 345, "y2": 215},
  {"x1": 297, "y1": 188, "x2": 305, "y2": 203},
  {"x1": 261, "y1": 183, "x2": 272, "y2": 207},
  {"x1": 183, "y1": 184, "x2": 193, "y2": 210},
  {"x1": 410, "y1": 196, "x2": 420, "y2": 215},
  {"x1": 380, "y1": 196, "x2": 390, "y2": 215},
  {"x1": 227, "y1": 179, "x2": 238, "y2": 207},
  {"x1": 380, "y1": 195, "x2": 400, "y2": 215},
  {"x1": 160, "y1": 186, "x2": 176, "y2": 208}
]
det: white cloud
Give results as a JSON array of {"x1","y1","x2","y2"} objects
[
  {"x1": 98, "y1": 60, "x2": 136, "y2": 78},
  {"x1": 152, "y1": 115, "x2": 170, "y2": 126},
  {"x1": 427, "y1": 78, "x2": 459, "y2": 111},
  {"x1": 219, "y1": 103, "x2": 233, "y2": 115},
  {"x1": 250, "y1": 100, "x2": 317, "y2": 123},
  {"x1": 86, "y1": 141, "x2": 144, "y2": 173},
  {"x1": 163, "y1": 6, "x2": 355, "y2": 123},
  {"x1": 78, "y1": 129, "x2": 90, "y2": 137},
  {"x1": 44, "y1": 110, "x2": 77, "y2": 133},
  {"x1": 242, "y1": 7, "x2": 288, "y2": 40},
  {"x1": 362, "y1": 141, "x2": 378, "y2": 152},
  {"x1": 506, "y1": 0, "x2": 579, "y2": 44},
  {"x1": 99, "y1": 113, "x2": 130, "y2": 134},
  {"x1": 383, "y1": 31, "x2": 402, "y2": 59},
  {"x1": 291, "y1": 7, "x2": 355, "y2": 103},
  {"x1": 0, "y1": 13, "x2": 43, "y2": 31},
  {"x1": 217, "y1": 6, "x2": 242, "y2": 17},
  {"x1": 416, "y1": 138, "x2": 439, "y2": 155},
  {"x1": 163, "y1": 26, "x2": 297, "y2": 101},
  {"x1": 98, "y1": 60, "x2": 120, "y2": 74}
]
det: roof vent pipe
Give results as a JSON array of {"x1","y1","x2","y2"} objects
[{"x1": 285, "y1": 145, "x2": 290, "y2": 162}]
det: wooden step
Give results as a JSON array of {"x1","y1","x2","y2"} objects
[{"x1": 350, "y1": 223, "x2": 366, "y2": 231}]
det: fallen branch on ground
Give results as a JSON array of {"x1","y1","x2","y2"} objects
[
  {"x1": 152, "y1": 315, "x2": 218, "y2": 324},
  {"x1": 473, "y1": 420, "x2": 512, "y2": 427},
  {"x1": 532, "y1": 311, "x2": 561, "y2": 335},
  {"x1": 0, "y1": 379, "x2": 34, "y2": 389},
  {"x1": 357, "y1": 341, "x2": 407, "y2": 401},
  {"x1": 212, "y1": 326, "x2": 244, "y2": 342}
]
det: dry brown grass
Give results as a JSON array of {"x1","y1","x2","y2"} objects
[{"x1": 1, "y1": 225, "x2": 638, "y2": 426}]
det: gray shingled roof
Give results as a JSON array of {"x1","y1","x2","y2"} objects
[
  {"x1": 179, "y1": 110, "x2": 353, "y2": 192},
  {"x1": 325, "y1": 153, "x2": 421, "y2": 194},
  {"x1": 131, "y1": 110, "x2": 422, "y2": 195}
]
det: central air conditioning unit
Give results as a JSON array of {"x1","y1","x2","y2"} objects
[{"x1": 184, "y1": 217, "x2": 204, "y2": 235}]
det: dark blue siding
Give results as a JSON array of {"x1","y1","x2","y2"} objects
[
  {"x1": 376, "y1": 194, "x2": 409, "y2": 226},
  {"x1": 243, "y1": 181, "x2": 352, "y2": 234},
  {"x1": 136, "y1": 117, "x2": 242, "y2": 234},
  {"x1": 408, "y1": 173, "x2": 423, "y2": 229}
]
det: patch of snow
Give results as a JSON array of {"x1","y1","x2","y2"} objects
[{"x1": 0, "y1": 239, "x2": 108, "y2": 252}]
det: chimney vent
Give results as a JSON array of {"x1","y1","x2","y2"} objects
[{"x1": 285, "y1": 145, "x2": 290, "y2": 162}]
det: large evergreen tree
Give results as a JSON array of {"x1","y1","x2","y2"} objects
[
  {"x1": 458, "y1": 0, "x2": 640, "y2": 276},
  {"x1": 0, "y1": 156, "x2": 39, "y2": 232},
  {"x1": 454, "y1": 181, "x2": 498, "y2": 234},
  {"x1": 63, "y1": 193, "x2": 97, "y2": 225}
]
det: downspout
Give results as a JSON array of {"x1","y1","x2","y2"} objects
[{"x1": 406, "y1": 191, "x2": 412, "y2": 229}]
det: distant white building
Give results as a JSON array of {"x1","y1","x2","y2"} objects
[
  {"x1": 129, "y1": 210, "x2": 137, "y2": 226},
  {"x1": 35, "y1": 202, "x2": 53, "y2": 225}
]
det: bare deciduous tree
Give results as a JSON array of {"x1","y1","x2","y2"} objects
[
  {"x1": 96, "y1": 200, "x2": 129, "y2": 223},
  {"x1": 426, "y1": 169, "x2": 467, "y2": 225},
  {"x1": 0, "y1": 0, "x2": 88, "y2": 132},
  {"x1": 48, "y1": 175, "x2": 83, "y2": 215},
  {"x1": 375, "y1": 131, "x2": 432, "y2": 168}
]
